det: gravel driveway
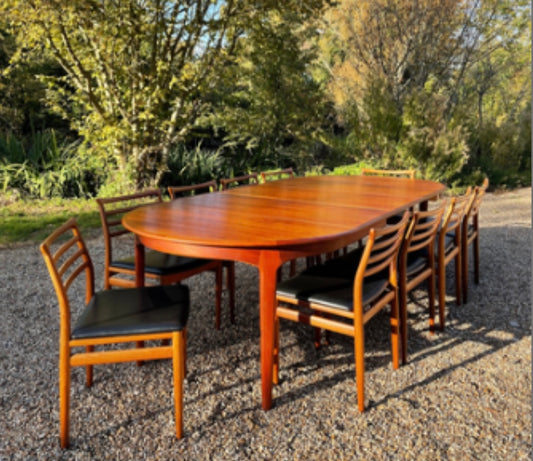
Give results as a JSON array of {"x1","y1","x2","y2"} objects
[{"x1": 0, "y1": 188, "x2": 531, "y2": 460}]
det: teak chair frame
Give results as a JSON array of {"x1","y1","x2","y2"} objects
[
  {"x1": 399, "y1": 204, "x2": 445, "y2": 364},
  {"x1": 435, "y1": 191, "x2": 475, "y2": 329},
  {"x1": 40, "y1": 218, "x2": 188, "y2": 448},
  {"x1": 461, "y1": 178, "x2": 488, "y2": 303},
  {"x1": 274, "y1": 212, "x2": 409, "y2": 412},
  {"x1": 96, "y1": 189, "x2": 225, "y2": 327}
]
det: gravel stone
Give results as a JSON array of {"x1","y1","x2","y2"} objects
[{"x1": 0, "y1": 188, "x2": 530, "y2": 460}]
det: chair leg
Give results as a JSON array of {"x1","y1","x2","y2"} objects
[
  {"x1": 390, "y1": 293, "x2": 400, "y2": 370},
  {"x1": 226, "y1": 262, "x2": 236, "y2": 324},
  {"x1": 59, "y1": 347, "x2": 70, "y2": 448},
  {"x1": 354, "y1": 323, "x2": 365, "y2": 412},
  {"x1": 474, "y1": 235, "x2": 480, "y2": 284},
  {"x1": 399, "y1": 283, "x2": 408, "y2": 365},
  {"x1": 85, "y1": 346, "x2": 93, "y2": 387},
  {"x1": 313, "y1": 326, "x2": 322, "y2": 349},
  {"x1": 104, "y1": 270, "x2": 111, "y2": 290},
  {"x1": 428, "y1": 270, "x2": 436, "y2": 334},
  {"x1": 289, "y1": 260, "x2": 296, "y2": 277},
  {"x1": 215, "y1": 264, "x2": 223, "y2": 330},
  {"x1": 438, "y1": 258, "x2": 446, "y2": 331},
  {"x1": 136, "y1": 341, "x2": 145, "y2": 366},
  {"x1": 462, "y1": 240, "x2": 469, "y2": 304},
  {"x1": 172, "y1": 331, "x2": 185, "y2": 439},
  {"x1": 454, "y1": 252, "x2": 462, "y2": 306}
]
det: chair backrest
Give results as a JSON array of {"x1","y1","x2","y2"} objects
[
  {"x1": 401, "y1": 204, "x2": 446, "y2": 261},
  {"x1": 260, "y1": 168, "x2": 294, "y2": 183},
  {"x1": 361, "y1": 168, "x2": 416, "y2": 179},
  {"x1": 441, "y1": 190, "x2": 475, "y2": 244},
  {"x1": 40, "y1": 218, "x2": 94, "y2": 337},
  {"x1": 168, "y1": 180, "x2": 218, "y2": 199},
  {"x1": 96, "y1": 189, "x2": 163, "y2": 267},
  {"x1": 219, "y1": 173, "x2": 259, "y2": 190},
  {"x1": 356, "y1": 211, "x2": 410, "y2": 294}
]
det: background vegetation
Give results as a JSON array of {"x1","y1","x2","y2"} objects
[{"x1": 0, "y1": 0, "x2": 530, "y2": 207}]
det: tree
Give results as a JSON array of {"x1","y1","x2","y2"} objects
[
  {"x1": 206, "y1": 6, "x2": 330, "y2": 173},
  {"x1": 3, "y1": 1, "x2": 259, "y2": 190},
  {"x1": 4, "y1": 1, "x2": 329, "y2": 190},
  {"x1": 0, "y1": 24, "x2": 66, "y2": 138},
  {"x1": 318, "y1": 0, "x2": 530, "y2": 183},
  {"x1": 459, "y1": 1, "x2": 531, "y2": 183}
]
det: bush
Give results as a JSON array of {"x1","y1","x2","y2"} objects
[
  {"x1": 159, "y1": 144, "x2": 227, "y2": 189},
  {"x1": 0, "y1": 130, "x2": 106, "y2": 198}
]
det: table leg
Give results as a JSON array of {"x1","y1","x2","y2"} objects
[{"x1": 258, "y1": 254, "x2": 281, "y2": 410}]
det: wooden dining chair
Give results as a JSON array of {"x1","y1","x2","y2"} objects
[
  {"x1": 168, "y1": 181, "x2": 236, "y2": 327},
  {"x1": 40, "y1": 218, "x2": 190, "y2": 448},
  {"x1": 219, "y1": 173, "x2": 259, "y2": 190},
  {"x1": 361, "y1": 168, "x2": 416, "y2": 179},
  {"x1": 435, "y1": 190, "x2": 475, "y2": 330},
  {"x1": 96, "y1": 189, "x2": 225, "y2": 329},
  {"x1": 260, "y1": 168, "x2": 294, "y2": 183},
  {"x1": 461, "y1": 178, "x2": 488, "y2": 304},
  {"x1": 398, "y1": 204, "x2": 446, "y2": 364},
  {"x1": 274, "y1": 212, "x2": 410, "y2": 411}
]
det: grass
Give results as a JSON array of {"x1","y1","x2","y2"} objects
[{"x1": 0, "y1": 197, "x2": 102, "y2": 248}]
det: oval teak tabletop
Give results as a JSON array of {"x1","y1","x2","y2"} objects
[{"x1": 123, "y1": 175, "x2": 445, "y2": 248}]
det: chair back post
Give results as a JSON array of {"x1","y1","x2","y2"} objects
[{"x1": 470, "y1": 186, "x2": 485, "y2": 227}]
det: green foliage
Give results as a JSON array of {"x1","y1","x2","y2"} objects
[
  {"x1": 3, "y1": 1, "x2": 327, "y2": 191},
  {"x1": 318, "y1": 0, "x2": 531, "y2": 188},
  {"x1": 205, "y1": 7, "x2": 330, "y2": 174},
  {"x1": 0, "y1": 130, "x2": 106, "y2": 198},
  {"x1": 397, "y1": 88, "x2": 469, "y2": 182},
  {"x1": 160, "y1": 144, "x2": 226, "y2": 188},
  {"x1": 330, "y1": 161, "x2": 374, "y2": 176},
  {"x1": 0, "y1": 23, "x2": 67, "y2": 138},
  {"x1": 4, "y1": 1, "x2": 245, "y2": 189},
  {"x1": 0, "y1": 1, "x2": 530, "y2": 192}
]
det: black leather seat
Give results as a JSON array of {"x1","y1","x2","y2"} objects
[{"x1": 72, "y1": 284, "x2": 189, "y2": 339}]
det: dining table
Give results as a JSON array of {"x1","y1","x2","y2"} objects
[{"x1": 122, "y1": 174, "x2": 446, "y2": 410}]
